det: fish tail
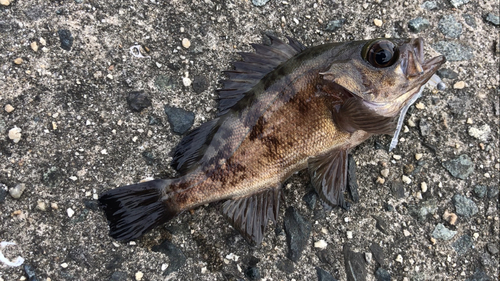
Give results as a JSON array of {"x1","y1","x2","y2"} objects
[{"x1": 99, "y1": 179, "x2": 179, "y2": 241}]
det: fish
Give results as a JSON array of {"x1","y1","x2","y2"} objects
[{"x1": 99, "y1": 34, "x2": 445, "y2": 244}]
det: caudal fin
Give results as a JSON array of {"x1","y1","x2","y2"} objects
[{"x1": 99, "y1": 179, "x2": 179, "y2": 241}]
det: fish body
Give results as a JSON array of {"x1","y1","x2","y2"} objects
[{"x1": 100, "y1": 35, "x2": 445, "y2": 244}]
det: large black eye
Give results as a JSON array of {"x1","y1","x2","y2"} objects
[{"x1": 362, "y1": 40, "x2": 399, "y2": 68}]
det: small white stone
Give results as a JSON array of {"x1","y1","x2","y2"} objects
[
  {"x1": 403, "y1": 229, "x2": 411, "y2": 237},
  {"x1": 466, "y1": 118, "x2": 473, "y2": 124},
  {"x1": 36, "y1": 201, "x2": 47, "y2": 211},
  {"x1": 314, "y1": 240, "x2": 328, "y2": 249},
  {"x1": 182, "y1": 77, "x2": 192, "y2": 87},
  {"x1": 161, "y1": 263, "x2": 168, "y2": 271},
  {"x1": 380, "y1": 169, "x2": 390, "y2": 178},
  {"x1": 31, "y1": 41, "x2": 38, "y2": 52},
  {"x1": 69, "y1": 176, "x2": 78, "y2": 181},
  {"x1": 393, "y1": 154, "x2": 402, "y2": 160},
  {"x1": 201, "y1": 267, "x2": 208, "y2": 274},
  {"x1": 100, "y1": 149, "x2": 108, "y2": 155},
  {"x1": 374, "y1": 19, "x2": 383, "y2": 27},
  {"x1": 8, "y1": 127, "x2": 22, "y2": 143},
  {"x1": 61, "y1": 263, "x2": 68, "y2": 268},
  {"x1": 407, "y1": 119, "x2": 416, "y2": 127},
  {"x1": 395, "y1": 254, "x2": 403, "y2": 263},
  {"x1": 0, "y1": 0, "x2": 11, "y2": 6},
  {"x1": 182, "y1": 38, "x2": 191, "y2": 49},
  {"x1": 51, "y1": 202, "x2": 58, "y2": 210},
  {"x1": 346, "y1": 231, "x2": 353, "y2": 239},
  {"x1": 420, "y1": 182, "x2": 428, "y2": 193},
  {"x1": 453, "y1": 81, "x2": 465, "y2": 89},
  {"x1": 415, "y1": 102, "x2": 425, "y2": 109},
  {"x1": 39, "y1": 37, "x2": 46, "y2": 46},
  {"x1": 365, "y1": 252, "x2": 373, "y2": 264},
  {"x1": 473, "y1": 233, "x2": 479, "y2": 239},
  {"x1": 135, "y1": 271, "x2": 143, "y2": 281},
  {"x1": 9, "y1": 183, "x2": 26, "y2": 199},
  {"x1": 4, "y1": 104, "x2": 14, "y2": 113},
  {"x1": 67, "y1": 208, "x2": 75, "y2": 218},
  {"x1": 415, "y1": 153, "x2": 423, "y2": 160},
  {"x1": 344, "y1": 217, "x2": 350, "y2": 223},
  {"x1": 402, "y1": 175, "x2": 412, "y2": 184}
]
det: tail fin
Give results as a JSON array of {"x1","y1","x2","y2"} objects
[{"x1": 99, "y1": 179, "x2": 179, "y2": 242}]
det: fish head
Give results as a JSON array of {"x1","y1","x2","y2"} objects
[{"x1": 321, "y1": 37, "x2": 446, "y2": 116}]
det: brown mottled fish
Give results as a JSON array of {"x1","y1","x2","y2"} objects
[{"x1": 99, "y1": 34, "x2": 445, "y2": 244}]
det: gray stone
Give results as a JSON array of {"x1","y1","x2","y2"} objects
[
  {"x1": 419, "y1": 118, "x2": 431, "y2": 136},
  {"x1": 325, "y1": 19, "x2": 346, "y2": 32},
  {"x1": 151, "y1": 239, "x2": 187, "y2": 275},
  {"x1": 109, "y1": 271, "x2": 128, "y2": 281},
  {"x1": 474, "y1": 185, "x2": 487, "y2": 198},
  {"x1": 155, "y1": 75, "x2": 178, "y2": 91},
  {"x1": 486, "y1": 243, "x2": 499, "y2": 255},
  {"x1": 164, "y1": 106, "x2": 195, "y2": 134},
  {"x1": 343, "y1": 245, "x2": 367, "y2": 281},
  {"x1": 192, "y1": 75, "x2": 209, "y2": 94},
  {"x1": 442, "y1": 155, "x2": 475, "y2": 180},
  {"x1": 463, "y1": 14, "x2": 476, "y2": 27},
  {"x1": 432, "y1": 41, "x2": 474, "y2": 61},
  {"x1": 438, "y1": 15, "x2": 462, "y2": 38},
  {"x1": 468, "y1": 124, "x2": 491, "y2": 142},
  {"x1": 9, "y1": 183, "x2": 26, "y2": 199},
  {"x1": 453, "y1": 194, "x2": 478, "y2": 217},
  {"x1": 369, "y1": 243, "x2": 386, "y2": 266},
  {"x1": 437, "y1": 68, "x2": 459, "y2": 79},
  {"x1": 487, "y1": 186, "x2": 499, "y2": 199},
  {"x1": 485, "y1": 13, "x2": 500, "y2": 26},
  {"x1": 409, "y1": 199, "x2": 438, "y2": 221},
  {"x1": 375, "y1": 268, "x2": 391, "y2": 281},
  {"x1": 252, "y1": 0, "x2": 270, "y2": 7},
  {"x1": 127, "y1": 91, "x2": 151, "y2": 112},
  {"x1": 284, "y1": 207, "x2": 311, "y2": 262},
  {"x1": 452, "y1": 235, "x2": 473, "y2": 255},
  {"x1": 421, "y1": 1, "x2": 437, "y2": 10},
  {"x1": 408, "y1": 17, "x2": 430, "y2": 33},
  {"x1": 466, "y1": 269, "x2": 491, "y2": 281},
  {"x1": 0, "y1": 184, "x2": 8, "y2": 203},
  {"x1": 58, "y1": 29, "x2": 74, "y2": 51},
  {"x1": 316, "y1": 267, "x2": 337, "y2": 281},
  {"x1": 449, "y1": 0, "x2": 469, "y2": 8},
  {"x1": 432, "y1": 223, "x2": 457, "y2": 240}
]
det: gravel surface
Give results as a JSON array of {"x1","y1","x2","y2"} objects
[{"x1": 1, "y1": 0, "x2": 498, "y2": 280}]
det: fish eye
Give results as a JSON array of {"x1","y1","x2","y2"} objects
[{"x1": 362, "y1": 40, "x2": 399, "y2": 68}]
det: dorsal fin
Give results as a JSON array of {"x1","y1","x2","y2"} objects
[
  {"x1": 216, "y1": 34, "x2": 306, "y2": 116},
  {"x1": 171, "y1": 34, "x2": 306, "y2": 175}
]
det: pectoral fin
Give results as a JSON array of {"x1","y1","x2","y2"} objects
[
  {"x1": 308, "y1": 149, "x2": 348, "y2": 209},
  {"x1": 222, "y1": 187, "x2": 281, "y2": 245}
]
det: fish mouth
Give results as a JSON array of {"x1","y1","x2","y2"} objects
[{"x1": 402, "y1": 38, "x2": 446, "y2": 81}]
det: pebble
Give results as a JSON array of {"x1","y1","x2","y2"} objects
[
  {"x1": 284, "y1": 207, "x2": 311, "y2": 261},
  {"x1": 251, "y1": 0, "x2": 270, "y2": 6},
  {"x1": 487, "y1": 186, "x2": 499, "y2": 199},
  {"x1": 9, "y1": 183, "x2": 26, "y2": 199},
  {"x1": 58, "y1": 29, "x2": 74, "y2": 51},
  {"x1": 151, "y1": 239, "x2": 187, "y2": 275},
  {"x1": 453, "y1": 81, "x2": 465, "y2": 89},
  {"x1": 30, "y1": 41, "x2": 38, "y2": 52},
  {"x1": 36, "y1": 201, "x2": 47, "y2": 211},
  {"x1": 402, "y1": 175, "x2": 412, "y2": 184},
  {"x1": 407, "y1": 119, "x2": 416, "y2": 127},
  {"x1": 419, "y1": 119, "x2": 430, "y2": 136},
  {"x1": 468, "y1": 124, "x2": 491, "y2": 142},
  {"x1": 443, "y1": 210, "x2": 458, "y2": 225},
  {"x1": 343, "y1": 245, "x2": 367, "y2": 280},
  {"x1": 39, "y1": 37, "x2": 46, "y2": 46},
  {"x1": 421, "y1": 1, "x2": 437, "y2": 10},
  {"x1": 346, "y1": 231, "x2": 353, "y2": 239},
  {"x1": 380, "y1": 168, "x2": 389, "y2": 178},
  {"x1": 375, "y1": 268, "x2": 391, "y2": 281},
  {"x1": 127, "y1": 91, "x2": 152, "y2": 112},
  {"x1": 432, "y1": 41, "x2": 473, "y2": 61},
  {"x1": 403, "y1": 229, "x2": 411, "y2": 237},
  {"x1": 395, "y1": 254, "x2": 403, "y2": 263},
  {"x1": 181, "y1": 38, "x2": 191, "y2": 49},
  {"x1": 23, "y1": 264, "x2": 37, "y2": 281},
  {"x1": 376, "y1": 177, "x2": 385, "y2": 184},
  {"x1": 314, "y1": 240, "x2": 328, "y2": 249},
  {"x1": 192, "y1": 75, "x2": 209, "y2": 94},
  {"x1": 437, "y1": 68, "x2": 459, "y2": 79},
  {"x1": 420, "y1": 182, "x2": 428, "y2": 193},
  {"x1": 466, "y1": 118, "x2": 473, "y2": 124},
  {"x1": 135, "y1": 271, "x2": 143, "y2": 281},
  {"x1": 316, "y1": 267, "x2": 336, "y2": 281},
  {"x1": 408, "y1": 17, "x2": 430, "y2": 33},
  {"x1": 51, "y1": 202, "x2": 58, "y2": 210},
  {"x1": 61, "y1": 263, "x2": 68, "y2": 268},
  {"x1": 474, "y1": 185, "x2": 487, "y2": 198},
  {"x1": 4, "y1": 104, "x2": 14, "y2": 113},
  {"x1": 442, "y1": 154, "x2": 475, "y2": 180},
  {"x1": 409, "y1": 199, "x2": 438, "y2": 221},
  {"x1": 325, "y1": 19, "x2": 346, "y2": 31},
  {"x1": 0, "y1": 0, "x2": 11, "y2": 6},
  {"x1": 8, "y1": 127, "x2": 22, "y2": 143},
  {"x1": 393, "y1": 154, "x2": 401, "y2": 160},
  {"x1": 182, "y1": 77, "x2": 192, "y2": 87},
  {"x1": 302, "y1": 190, "x2": 317, "y2": 210},
  {"x1": 415, "y1": 102, "x2": 425, "y2": 109},
  {"x1": 364, "y1": 252, "x2": 373, "y2": 264},
  {"x1": 486, "y1": 243, "x2": 499, "y2": 255},
  {"x1": 449, "y1": 0, "x2": 469, "y2": 8},
  {"x1": 14, "y1": 58, "x2": 23, "y2": 65},
  {"x1": 164, "y1": 105, "x2": 195, "y2": 134},
  {"x1": 373, "y1": 19, "x2": 383, "y2": 27},
  {"x1": 67, "y1": 208, "x2": 75, "y2": 218},
  {"x1": 0, "y1": 184, "x2": 8, "y2": 203},
  {"x1": 453, "y1": 194, "x2": 478, "y2": 217},
  {"x1": 485, "y1": 13, "x2": 500, "y2": 26},
  {"x1": 438, "y1": 15, "x2": 462, "y2": 38},
  {"x1": 452, "y1": 235, "x2": 473, "y2": 255},
  {"x1": 415, "y1": 153, "x2": 423, "y2": 160}
]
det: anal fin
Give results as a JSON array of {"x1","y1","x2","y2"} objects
[
  {"x1": 222, "y1": 187, "x2": 281, "y2": 245},
  {"x1": 308, "y1": 150, "x2": 348, "y2": 209}
]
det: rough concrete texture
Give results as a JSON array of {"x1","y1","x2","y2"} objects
[{"x1": 1, "y1": 0, "x2": 499, "y2": 280}]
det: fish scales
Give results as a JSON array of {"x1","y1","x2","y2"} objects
[{"x1": 99, "y1": 34, "x2": 445, "y2": 244}]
